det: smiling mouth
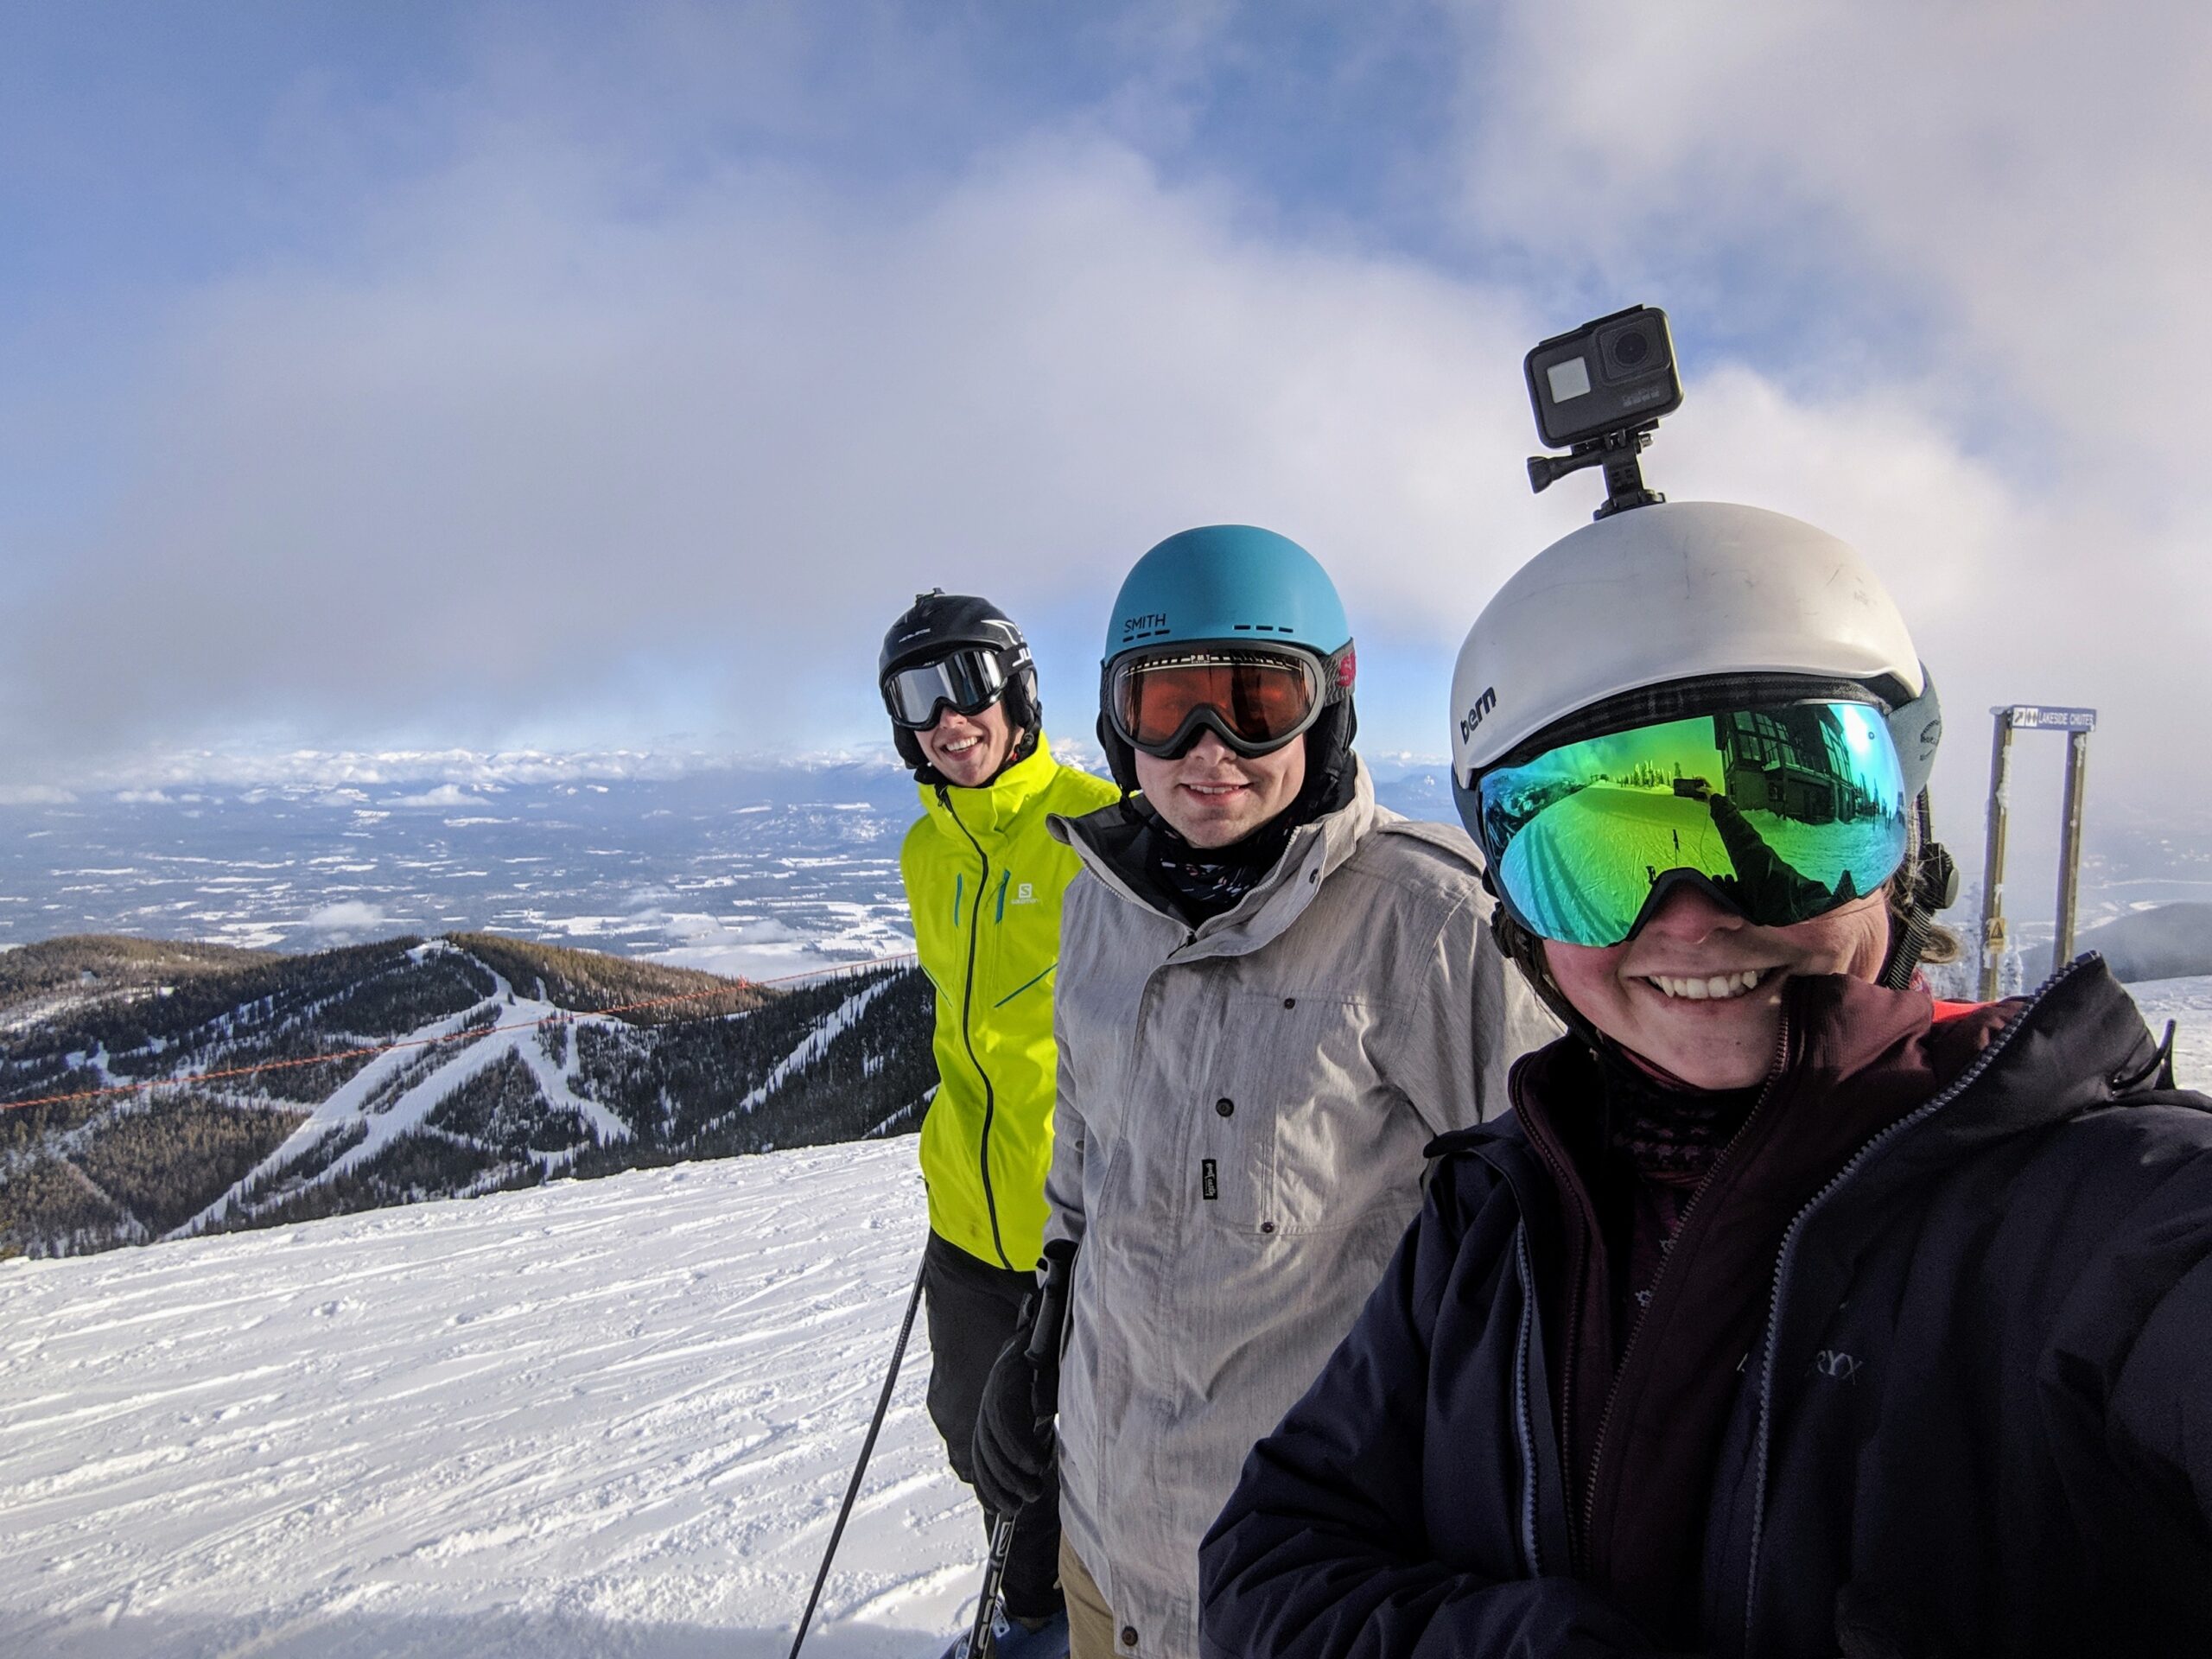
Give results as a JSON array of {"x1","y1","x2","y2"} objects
[
  {"x1": 1181, "y1": 782, "x2": 1249, "y2": 799},
  {"x1": 1640, "y1": 968, "x2": 1773, "y2": 1001},
  {"x1": 938, "y1": 735, "x2": 984, "y2": 759}
]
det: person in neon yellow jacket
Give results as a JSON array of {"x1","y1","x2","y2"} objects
[{"x1": 881, "y1": 588, "x2": 1117, "y2": 1648}]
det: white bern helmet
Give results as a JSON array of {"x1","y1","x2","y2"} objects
[
  {"x1": 1451, "y1": 500, "x2": 1936, "y2": 793},
  {"x1": 1450, "y1": 501, "x2": 1950, "y2": 989}
]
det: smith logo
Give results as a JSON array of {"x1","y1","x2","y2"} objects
[
  {"x1": 1121, "y1": 611, "x2": 1170, "y2": 639},
  {"x1": 1459, "y1": 686, "x2": 1498, "y2": 744},
  {"x1": 1201, "y1": 1159, "x2": 1218, "y2": 1201}
]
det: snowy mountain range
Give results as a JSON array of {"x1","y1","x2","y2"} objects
[{"x1": 0, "y1": 933, "x2": 932, "y2": 1258}]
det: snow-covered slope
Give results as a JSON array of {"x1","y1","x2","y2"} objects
[
  {"x1": 4, "y1": 986, "x2": 2202, "y2": 1657},
  {"x1": 2129, "y1": 975, "x2": 2212, "y2": 1092},
  {"x1": 0, "y1": 1140, "x2": 977, "y2": 1657}
]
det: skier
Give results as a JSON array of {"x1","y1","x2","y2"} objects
[
  {"x1": 1198, "y1": 501, "x2": 2212, "y2": 1656},
  {"x1": 880, "y1": 590, "x2": 1119, "y2": 1658},
  {"x1": 969, "y1": 526, "x2": 1558, "y2": 1659}
]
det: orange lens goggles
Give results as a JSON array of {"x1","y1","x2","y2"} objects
[{"x1": 1109, "y1": 652, "x2": 1324, "y2": 757}]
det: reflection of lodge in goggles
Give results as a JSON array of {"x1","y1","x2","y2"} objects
[
  {"x1": 1473, "y1": 700, "x2": 1910, "y2": 946},
  {"x1": 883, "y1": 646, "x2": 1023, "y2": 728},
  {"x1": 1109, "y1": 645, "x2": 1350, "y2": 758}
]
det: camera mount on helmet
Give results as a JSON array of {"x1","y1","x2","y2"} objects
[{"x1": 1523, "y1": 304, "x2": 1682, "y2": 521}]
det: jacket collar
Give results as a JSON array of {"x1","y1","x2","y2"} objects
[
  {"x1": 1433, "y1": 954, "x2": 2168, "y2": 1206},
  {"x1": 1808, "y1": 953, "x2": 2170, "y2": 1210},
  {"x1": 1050, "y1": 755, "x2": 1378, "y2": 960},
  {"x1": 917, "y1": 730, "x2": 1065, "y2": 842}
]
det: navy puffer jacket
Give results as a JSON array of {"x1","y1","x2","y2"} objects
[{"x1": 1198, "y1": 958, "x2": 2212, "y2": 1657}]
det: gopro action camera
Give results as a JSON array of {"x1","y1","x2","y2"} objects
[{"x1": 1523, "y1": 304, "x2": 1682, "y2": 519}]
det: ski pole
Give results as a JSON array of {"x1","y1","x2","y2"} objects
[
  {"x1": 788, "y1": 1251, "x2": 930, "y2": 1659},
  {"x1": 963, "y1": 1242, "x2": 1078, "y2": 1659},
  {"x1": 963, "y1": 1514, "x2": 1017, "y2": 1659}
]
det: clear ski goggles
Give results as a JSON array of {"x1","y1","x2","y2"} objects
[
  {"x1": 882, "y1": 645, "x2": 1021, "y2": 728},
  {"x1": 1107, "y1": 644, "x2": 1351, "y2": 759},
  {"x1": 1471, "y1": 699, "x2": 1910, "y2": 947}
]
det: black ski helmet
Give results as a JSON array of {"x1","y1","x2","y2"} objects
[{"x1": 878, "y1": 589, "x2": 1042, "y2": 784}]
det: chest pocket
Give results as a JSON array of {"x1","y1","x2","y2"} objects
[{"x1": 1193, "y1": 991, "x2": 1389, "y2": 1236}]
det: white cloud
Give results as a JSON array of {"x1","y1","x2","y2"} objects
[
  {"x1": 305, "y1": 900, "x2": 389, "y2": 934},
  {"x1": 3, "y1": 3, "x2": 2202, "y2": 831},
  {"x1": 1442, "y1": 0, "x2": 2212, "y2": 817},
  {"x1": 1, "y1": 124, "x2": 1571, "y2": 773},
  {"x1": 381, "y1": 784, "x2": 491, "y2": 810}
]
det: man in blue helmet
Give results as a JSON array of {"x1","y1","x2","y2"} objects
[{"x1": 967, "y1": 527, "x2": 1557, "y2": 1659}]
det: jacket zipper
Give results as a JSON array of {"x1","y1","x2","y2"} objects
[
  {"x1": 1738, "y1": 962, "x2": 2075, "y2": 1651},
  {"x1": 1577, "y1": 1017, "x2": 1794, "y2": 1561},
  {"x1": 1520, "y1": 1123, "x2": 1592, "y2": 1560},
  {"x1": 1511, "y1": 1221, "x2": 1546, "y2": 1575},
  {"x1": 937, "y1": 785, "x2": 1011, "y2": 1270}
]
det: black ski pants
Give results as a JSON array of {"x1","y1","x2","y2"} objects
[{"x1": 923, "y1": 1229, "x2": 1064, "y2": 1621}]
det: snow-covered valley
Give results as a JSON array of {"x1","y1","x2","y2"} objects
[{"x1": 0, "y1": 1141, "x2": 976, "y2": 1658}]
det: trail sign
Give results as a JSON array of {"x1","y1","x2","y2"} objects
[
  {"x1": 1978, "y1": 704, "x2": 2099, "y2": 996},
  {"x1": 1999, "y1": 705, "x2": 2098, "y2": 733}
]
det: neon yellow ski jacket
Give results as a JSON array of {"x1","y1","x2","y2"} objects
[{"x1": 902, "y1": 733, "x2": 1119, "y2": 1272}]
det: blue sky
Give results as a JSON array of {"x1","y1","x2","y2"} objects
[{"x1": 4, "y1": 2, "x2": 2209, "y2": 837}]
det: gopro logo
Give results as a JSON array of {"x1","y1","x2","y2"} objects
[{"x1": 1459, "y1": 686, "x2": 1497, "y2": 744}]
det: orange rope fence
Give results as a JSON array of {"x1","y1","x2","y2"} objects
[{"x1": 0, "y1": 951, "x2": 920, "y2": 1116}]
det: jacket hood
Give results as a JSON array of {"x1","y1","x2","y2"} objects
[
  {"x1": 1049, "y1": 755, "x2": 1377, "y2": 961},
  {"x1": 916, "y1": 729, "x2": 1072, "y2": 842}
]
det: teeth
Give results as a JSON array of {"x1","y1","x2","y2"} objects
[
  {"x1": 943, "y1": 738, "x2": 981, "y2": 754},
  {"x1": 1648, "y1": 969, "x2": 1765, "y2": 1001}
]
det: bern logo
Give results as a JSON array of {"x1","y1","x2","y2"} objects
[{"x1": 1458, "y1": 686, "x2": 1498, "y2": 744}]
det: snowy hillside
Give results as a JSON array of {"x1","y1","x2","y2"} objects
[
  {"x1": 0, "y1": 1140, "x2": 978, "y2": 1658},
  {"x1": 2, "y1": 936, "x2": 934, "y2": 1257},
  {"x1": 2131, "y1": 976, "x2": 2212, "y2": 1093}
]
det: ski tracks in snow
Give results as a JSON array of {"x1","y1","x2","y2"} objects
[{"x1": 0, "y1": 1141, "x2": 982, "y2": 1656}]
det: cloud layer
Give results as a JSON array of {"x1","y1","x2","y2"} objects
[{"x1": 4, "y1": 3, "x2": 2207, "y2": 841}]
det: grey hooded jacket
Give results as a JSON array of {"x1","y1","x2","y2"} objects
[{"x1": 1043, "y1": 760, "x2": 1559, "y2": 1659}]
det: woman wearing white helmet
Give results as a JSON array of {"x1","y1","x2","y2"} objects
[{"x1": 1199, "y1": 501, "x2": 2212, "y2": 1656}]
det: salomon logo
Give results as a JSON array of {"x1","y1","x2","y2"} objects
[{"x1": 1459, "y1": 687, "x2": 1497, "y2": 744}]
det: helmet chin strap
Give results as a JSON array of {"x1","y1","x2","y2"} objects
[{"x1": 1878, "y1": 792, "x2": 1960, "y2": 992}]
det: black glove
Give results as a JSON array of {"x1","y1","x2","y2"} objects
[
  {"x1": 970, "y1": 1243, "x2": 1073, "y2": 1517},
  {"x1": 970, "y1": 1296, "x2": 1058, "y2": 1517}
]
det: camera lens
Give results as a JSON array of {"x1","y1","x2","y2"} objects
[{"x1": 1594, "y1": 314, "x2": 1670, "y2": 385}]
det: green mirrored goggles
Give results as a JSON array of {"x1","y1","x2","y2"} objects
[{"x1": 1471, "y1": 700, "x2": 1910, "y2": 947}]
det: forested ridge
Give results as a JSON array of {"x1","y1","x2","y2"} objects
[{"x1": 0, "y1": 933, "x2": 932, "y2": 1256}]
